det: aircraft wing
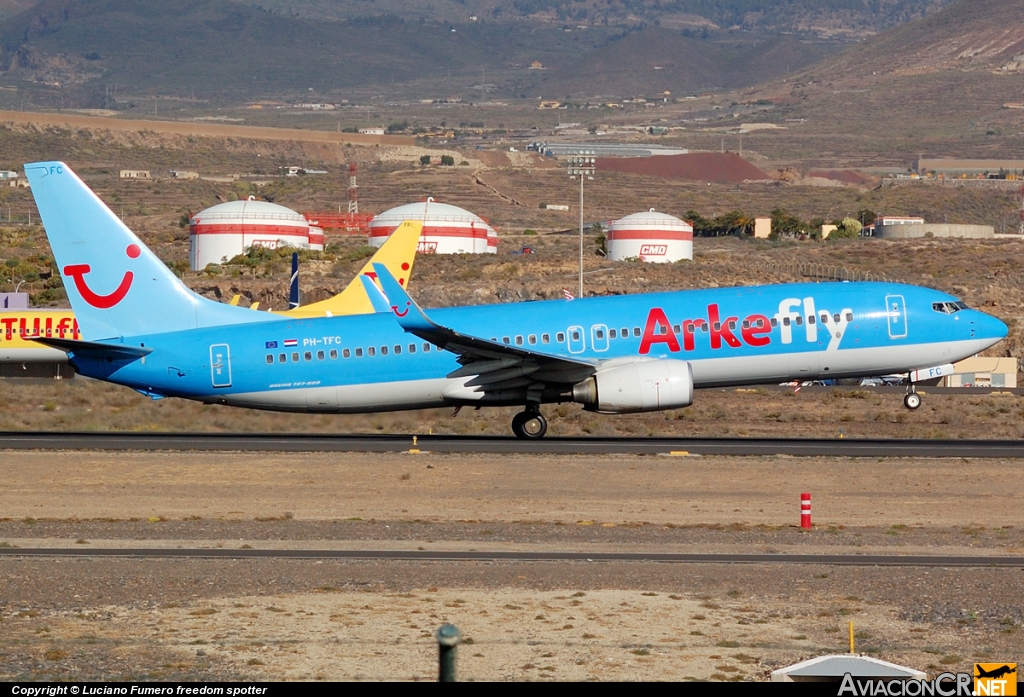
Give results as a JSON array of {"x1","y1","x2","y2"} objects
[{"x1": 372, "y1": 264, "x2": 596, "y2": 398}]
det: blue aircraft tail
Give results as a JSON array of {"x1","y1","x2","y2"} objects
[{"x1": 25, "y1": 162, "x2": 275, "y2": 340}]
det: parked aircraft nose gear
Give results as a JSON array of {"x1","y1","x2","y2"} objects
[
  {"x1": 903, "y1": 392, "x2": 921, "y2": 410},
  {"x1": 512, "y1": 409, "x2": 547, "y2": 439}
]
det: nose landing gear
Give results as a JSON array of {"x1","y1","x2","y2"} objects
[
  {"x1": 903, "y1": 387, "x2": 921, "y2": 410},
  {"x1": 511, "y1": 407, "x2": 547, "y2": 439}
]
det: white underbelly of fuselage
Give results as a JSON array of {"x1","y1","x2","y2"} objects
[{"x1": 211, "y1": 338, "x2": 989, "y2": 413}]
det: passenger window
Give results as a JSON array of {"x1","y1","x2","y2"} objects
[
  {"x1": 515, "y1": 336, "x2": 523, "y2": 345},
  {"x1": 807, "y1": 316, "x2": 815, "y2": 325},
  {"x1": 394, "y1": 345, "x2": 401, "y2": 354},
  {"x1": 673, "y1": 325, "x2": 680, "y2": 334},
  {"x1": 528, "y1": 334, "x2": 537, "y2": 345},
  {"x1": 633, "y1": 327, "x2": 641, "y2": 337},
  {"x1": 821, "y1": 313, "x2": 829, "y2": 323},
  {"x1": 355, "y1": 348, "x2": 363, "y2": 357},
  {"x1": 317, "y1": 350, "x2": 325, "y2": 360},
  {"x1": 795, "y1": 316, "x2": 803, "y2": 326},
  {"x1": 409, "y1": 344, "x2": 416, "y2": 353},
  {"x1": 596, "y1": 329, "x2": 604, "y2": 339},
  {"x1": 571, "y1": 330, "x2": 580, "y2": 341},
  {"x1": 782, "y1": 318, "x2": 790, "y2": 327},
  {"x1": 542, "y1": 334, "x2": 550, "y2": 343},
  {"x1": 368, "y1": 347, "x2": 375, "y2": 357},
  {"x1": 292, "y1": 352, "x2": 300, "y2": 362},
  {"x1": 343, "y1": 349, "x2": 350, "y2": 358},
  {"x1": 423, "y1": 343, "x2": 431, "y2": 352},
  {"x1": 713, "y1": 322, "x2": 721, "y2": 331},
  {"x1": 381, "y1": 346, "x2": 388, "y2": 356},
  {"x1": 770, "y1": 318, "x2": 778, "y2": 327},
  {"x1": 330, "y1": 349, "x2": 338, "y2": 359},
  {"x1": 833, "y1": 313, "x2": 840, "y2": 323},
  {"x1": 609, "y1": 329, "x2": 617, "y2": 339},
  {"x1": 304, "y1": 351, "x2": 312, "y2": 361},
  {"x1": 502, "y1": 336, "x2": 510, "y2": 344},
  {"x1": 266, "y1": 355, "x2": 273, "y2": 364},
  {"x1": 728, "y1": 320, "x2": 736, "y2": 330},
  {"x1": 846, "y1": 312, "x2": 853, "y2": 321},
  {"x1": 742, "y1": 320, "x2": 749, "y2": 330},
  {"x1": 557, "y1": 332, "x2": 565, "y2": 342},
  {"x1": 279, "y1": 354, "x2": 286, "y2": 363},
  {"x1": 621, "y1": 328, "x2": 628, "y2": 337}
]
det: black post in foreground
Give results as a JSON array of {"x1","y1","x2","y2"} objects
[{"x1": 436, "y1": 623, "x2": 461, "y2": 682}]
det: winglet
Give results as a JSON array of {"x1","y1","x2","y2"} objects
[
  {"x1": 372, "y1": 263, "x2": 435, "y2": 333},
  {"x1": 359, "y1": 273, "x2": 391, "y2": 313}
]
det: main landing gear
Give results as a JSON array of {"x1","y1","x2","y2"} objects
[
  {"x1": 511, "y1": 406, "x2": 548, "y2": 439},
  {"x1": 903, "y1": 385, "x2": 921, "y2": 410}
]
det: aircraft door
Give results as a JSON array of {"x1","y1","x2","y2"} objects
[
  {"x1": 885, "y1": 295, "x2": 908, "y2": 339},
  {"x1": 567, "y1": 325, "x2": 586, "y2": 354},
  {"x1": 210, "y1": 343, "x2": 232, "y2": 388},
  {"x1": 591, "y1": 324, "x2": 609, "y2": 352}
]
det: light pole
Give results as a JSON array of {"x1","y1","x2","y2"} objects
[{"x1": 566, "y1": 151, "x2": 595, "y2": 298}]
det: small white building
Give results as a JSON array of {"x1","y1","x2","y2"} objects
[
  {"x1": 606, "y1": 210, "x2": 692, "y2": 263},
  {"x1": 0, "y1": 170, "x2": 18, "y2": 181},
  {"x1": 369, "y1": 199, "x2": 497, "y2": 254},
  {"x1": 358, "y1": 127, "x2": 385, "y2": 135},
  {"x1": 119, "y1": 170, "x2": 151, "y2": 179},
  {"x1": 753, "y1": 217, "x2": 771, "y2": 239}
]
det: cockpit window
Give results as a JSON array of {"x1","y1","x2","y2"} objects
[{"x1": 932, "y1": 301, "x2": 968, "y2": 314}]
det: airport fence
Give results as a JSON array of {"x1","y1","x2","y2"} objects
[{"x1": 753, "y1": 261, "x2": 895, "y2": 283}]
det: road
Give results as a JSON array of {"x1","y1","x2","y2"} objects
[
  {"x1": 4, "y1": 431, "x2": 1024, "y2": 457},
  {"x1": 2, "y1": 547, "x2": 1022, "y2": 566}
]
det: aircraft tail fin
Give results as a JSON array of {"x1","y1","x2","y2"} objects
[
  {"x1": 25, "y1": 162, "x2": 273, "y2": 340},
  {"x1": 288, "y1": 253, "x2": 300, "y2": 309},
  {"x1": 283, "y1": 220, "x2": 422, "y2": 318}
]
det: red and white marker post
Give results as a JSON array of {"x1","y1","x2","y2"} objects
[{"x1": 800, "y1": 492, "x2": 812, "y2": 529}]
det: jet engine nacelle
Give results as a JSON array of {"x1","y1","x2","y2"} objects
[{"x1": 572, "y1": 358, "x2": 694, "y2": 413}]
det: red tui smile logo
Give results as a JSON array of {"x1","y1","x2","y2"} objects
[{"x1": 63, "y1": 244, "x2": 140, "y2": 309}]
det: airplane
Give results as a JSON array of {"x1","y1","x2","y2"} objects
[
  {"x1": 0, "y1": 210, "x2": 422, "y2": 362},
  {"x1": 975, "y1": 665, "x2": 1016, "y2": 680},
  {"x1": 25, "y1": 161, "x2": 1008, "y2": 438}
]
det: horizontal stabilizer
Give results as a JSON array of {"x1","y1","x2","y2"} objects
[{"x1": 27, "y1": 336, "x2": 152, "y2": 361}]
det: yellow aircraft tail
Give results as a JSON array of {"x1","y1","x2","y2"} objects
[{"x1": 280, "y1": 220, "x2": 421, "y2": 318}]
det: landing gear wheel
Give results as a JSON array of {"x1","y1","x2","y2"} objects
[
  {"x1": 512, "y1": 410, "x2": 548, "y2": 439},
  {"x1": 903, "y1": 393, "x2": 921, "y2": 410}
]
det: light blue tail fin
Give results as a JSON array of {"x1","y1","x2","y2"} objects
[{"x1": 25, "y1": 161, "x2": 275, "y2": 340}]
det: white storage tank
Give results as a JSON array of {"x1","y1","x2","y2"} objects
[
  {"x1": 189, "y1": 198, "x2": 313, "y2": 270},
  {"x1": 607, "y1": 209, "x2": 692, "y2": 263},
  {"x1": 307, "y1": 225, "x2": 325, "y2": 252},
  {"x1": 369, "y1": 198, "x2": 497, "y2": 254}
]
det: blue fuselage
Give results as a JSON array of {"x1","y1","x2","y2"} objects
[{"x1": 68, "y1": 282, "x2": 1007, "y2": 413}]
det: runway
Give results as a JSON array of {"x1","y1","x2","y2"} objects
[
  {"x1": 3, "y1": 431, "x2": 1024, "y2": 457},
  {"x1": 2, "y1": 547, "x2": 1021, "y2": 566}
]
